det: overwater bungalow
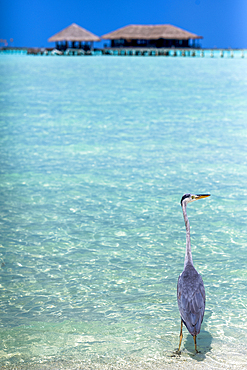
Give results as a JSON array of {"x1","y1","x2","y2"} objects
[
  {"x1": 101, "y1": 24, "x2": 203, "y2": 48},
  {"x1": 48, "y1": 23, "x2": 100, "y2": 51}
]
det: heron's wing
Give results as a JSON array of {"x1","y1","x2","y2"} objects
[{"x1": 177, "y1": 273, "x2": 205, "y2": 336}]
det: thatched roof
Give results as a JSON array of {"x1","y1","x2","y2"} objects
[
  {"x1": 101, "y1": 24, "x2": 203, "y2": 40},
  {"x1": 48, "y1": 23, "x2": 100, "y2": 42}
]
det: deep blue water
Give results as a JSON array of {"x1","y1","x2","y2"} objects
[{"x1": 0, "y1": 55, "x2": 247, "y2": 369}]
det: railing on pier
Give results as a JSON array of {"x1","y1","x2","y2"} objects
[{"x1": 99, "y1": 48, "x2": 245, "y2": 58}]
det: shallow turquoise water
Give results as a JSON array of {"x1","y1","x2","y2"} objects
[{"x1": 0, "y1": 55, "x2": 247, "y2": 369}]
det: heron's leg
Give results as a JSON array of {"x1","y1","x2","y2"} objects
[
  {"x1": 178, "y1": 319, "x2": 183, "y2": 351},
  {"x1": 193, "y1": 335, "x2": 198, "y2": 353}
]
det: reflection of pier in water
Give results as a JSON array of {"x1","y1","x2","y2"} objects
[{"x1": 0, "y1": 47, "x2": 246, "y2": 58}]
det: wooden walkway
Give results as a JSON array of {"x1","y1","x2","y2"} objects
[
  {"x1": 100, "y1": 48, "x2": 245, "y2": 57},
  {"x1": 1, "y1": 47, "x2": 246, "y2": 57}
]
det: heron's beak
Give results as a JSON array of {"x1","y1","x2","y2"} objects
[{"x1": 195, "y1": 194, "x2": 210, "y2": 200}]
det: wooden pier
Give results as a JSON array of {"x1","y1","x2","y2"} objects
[
  {"x1": 100, "y1": 48, "x2": 245, "y2": 57},
  {"x1": 0, "y1": 47, "x2": 246, "y2": 58}
]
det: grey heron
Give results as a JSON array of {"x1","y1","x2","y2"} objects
[{"x1": 177, "y1": 193, "x2": 210, "y2": 353}]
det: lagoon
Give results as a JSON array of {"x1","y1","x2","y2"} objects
[{"x1": 0, "y1": 55, "x2": 247, "y2": 369}]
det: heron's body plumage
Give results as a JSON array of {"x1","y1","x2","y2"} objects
[{"x1": 177, "y1": 262, "x2": 205, "y2": 336}]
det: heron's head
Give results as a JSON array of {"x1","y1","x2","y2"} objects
[{"x1": 181, "y1": 193, "x2": 210, "y2": 206}]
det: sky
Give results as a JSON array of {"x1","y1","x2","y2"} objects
[{"x1": 0, "y1": 0, "x2": 247, "y2": 49}]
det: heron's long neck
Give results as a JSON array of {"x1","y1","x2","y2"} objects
[{"x1": 182, "y1": 202, "x2": 193, "y2": 268}]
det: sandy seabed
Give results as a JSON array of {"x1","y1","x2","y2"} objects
[{"x1": 2, "y1": 354, "x2": 247, "y2": 370}]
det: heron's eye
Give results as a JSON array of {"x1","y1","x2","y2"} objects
[{"x1": 192, "y1": 196, "x2": 195, "y2": 200}]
